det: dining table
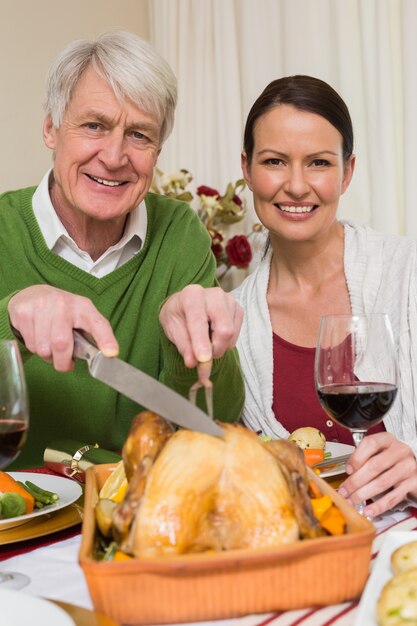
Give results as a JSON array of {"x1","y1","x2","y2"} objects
[{"x1": 1, "y1": 467, "x2": 416, "y2": 626}]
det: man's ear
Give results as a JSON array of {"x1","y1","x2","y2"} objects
[{"x1": 43, "y1": 115, "x2": 57, "y2": 150}]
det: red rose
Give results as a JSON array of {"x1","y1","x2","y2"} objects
[
  {"x1": 197, "y1": 185, "x2": 219, "y2": 197},
  {"x1": 232, "y1": 194, "x2": 242, "y2": 206},
  {"x1": 209, "y1": 230, "x2": 224, "y2": 262},
  {"x1": 225, "y1": 235, "x2": 252, "y2": 268}
]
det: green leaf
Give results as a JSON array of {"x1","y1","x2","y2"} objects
[{"x1": 177, "y1": 191, "x2": 193, "y2": 202}]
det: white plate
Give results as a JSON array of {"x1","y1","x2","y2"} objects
[
  {"x1": 354, "y1": 530, "x2": 417, "y2": 626},
  {"x1": 0, "y1": 588, "x2": 75, "y2": 625},
  {"x1": 0, "y1": 472, "x2": 82, "y2": 531},
  {"x1": 319, "y1": 441, "x2": 355, "y2": 478}
]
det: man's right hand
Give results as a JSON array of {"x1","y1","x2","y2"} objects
[{"x1": 8, "y1": 285, "x2": 119, "y2": 371}]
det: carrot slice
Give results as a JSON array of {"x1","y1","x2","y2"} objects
[
  {"x1": 308, "y1": 479, "x2": 322, "y2": 500},
  {"x1": 113, "y1": 550, "x2": 133, "y2": 562},
  {"x1": 320, "y1": 505, "x2": 346, "y2": 535},
  {"x1": 310, "y1": 495, "x2": 333, "y2": 520},
  {"x1": 303, "y1": 448, "x2": 325, "y2": 467},
  {"x1": 0, "y1": 471, "x2": 35, "y2": 514}
]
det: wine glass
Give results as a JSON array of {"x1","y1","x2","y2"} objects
[
  {"x1": 0, "y1": 339, "x2": 31, "y2": 589},
  {"x1": 314, "y1": 314, "x2": 398, "y2": 515}
]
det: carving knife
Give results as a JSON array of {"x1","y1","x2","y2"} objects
[
  {"x1": 312, "y1": 453, "x2": 352, "y2": 472},
  {"x1": 73, "y1": 330, "x2": 224, "y2": 438}
]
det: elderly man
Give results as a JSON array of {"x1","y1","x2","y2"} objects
[{"x1": 0, "y1": 31, "x2": 244, "y2": 468}]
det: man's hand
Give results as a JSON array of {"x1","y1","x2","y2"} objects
[
  {"x1": 8, "y1": 285, "x2": 119, "y2": 371},
  {"x1": 338, "y1": 432, "x2": 417, "y2": 518},
  {"x1": 159, "y1": 285, "x2": 243, "y2": 367}
]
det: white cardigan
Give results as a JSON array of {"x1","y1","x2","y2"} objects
[{"x1": 233, "y1": 221, "x2": 417, "y2": 456}]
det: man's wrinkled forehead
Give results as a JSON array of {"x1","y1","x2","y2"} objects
[{"x1": 63, "y1": 67, "x2": 162, "y2": 140}]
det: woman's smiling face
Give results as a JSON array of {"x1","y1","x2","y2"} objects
[{"x1": 241, "y1": 104, "x2": 355, "y2": 244}]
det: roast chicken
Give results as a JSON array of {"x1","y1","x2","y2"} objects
[{"x1": 110, "y1": 411, "x2": 324, "y2": 558}]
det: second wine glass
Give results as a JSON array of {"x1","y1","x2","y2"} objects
[
  {"x1": 314, "y1": 314, "x2": 398, "y2": 515},
  {"x1": 0, "y1": 339, "x2": 31, "y2": 589}
]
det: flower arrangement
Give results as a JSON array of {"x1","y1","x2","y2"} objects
[{"x1": 151, "y1": 168, "x2": 259, "y2": 280}]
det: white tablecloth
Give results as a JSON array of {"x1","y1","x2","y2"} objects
[{"x1": 1, "y1": 510, "x2": 416, "y2": 626}]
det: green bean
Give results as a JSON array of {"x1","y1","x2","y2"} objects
[
  {"x1": 25, "y1": 480, "x2": 59, "y2": 501},
  {"x1": 18, "y1": 481, "x2": 53, "y2": 505},
  {"x1": 17, "y1": 481, "x2": 35, "y2": 497}
]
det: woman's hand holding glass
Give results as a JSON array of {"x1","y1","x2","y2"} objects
[{"x1": 338, "y1": 432, "x2": 417, "y2": 519}]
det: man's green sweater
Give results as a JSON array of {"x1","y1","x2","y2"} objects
[{"x1": 0, "y1": 187, "x2": 244, "y2": 468}]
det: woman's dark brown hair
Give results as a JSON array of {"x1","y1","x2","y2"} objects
[{"x1": 243, "y1": 75, "x2": 354, "y2": 165}]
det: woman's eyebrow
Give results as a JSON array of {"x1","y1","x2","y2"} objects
[{"x1": 256, "y1": 148, "x2": 339, "y2": 158}]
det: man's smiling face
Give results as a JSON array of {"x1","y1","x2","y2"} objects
[{"x1": 43, "y1": 65, "x2": 161, "y2": 228}]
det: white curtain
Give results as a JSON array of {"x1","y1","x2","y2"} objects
[
  {"x1": 148, "y1": 0, "x2": 243, "y2": 194},
  {"x1": 148, "y1": 0, "x2": 417, "y2": 238}
]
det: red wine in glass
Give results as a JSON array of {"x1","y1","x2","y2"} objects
[
  {"x1": 315, "y1": 314, "x2": 398, "y2": 516},
  {"x1": 317, "y1": 382, "x2": 397, "y2": 430},
  {"x1": 0, "y1": 418, "x2": 29, "y2": 468}
]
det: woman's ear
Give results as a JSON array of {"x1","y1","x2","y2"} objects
[
  {"x1": 43, "y1": 115, "x2": 57, "y2": 150},
  {"x1": 241, "y1": 151, "x2": 253, "y2": 191},
  {"x1": 341, "y1": 154, "x2": 356, "y2": 194}
]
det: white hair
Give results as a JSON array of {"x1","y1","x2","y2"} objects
[{"x1": 44, "y1": 30, "x2": 177, "y2": 145}]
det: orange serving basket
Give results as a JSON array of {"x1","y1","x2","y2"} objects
[{"x1": 79, "y1": 463, "x2": 375, "y2": 625}]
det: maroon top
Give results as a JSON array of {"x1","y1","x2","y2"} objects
[{"x1": 272, "y1": 333, "x2": 386, "y2": 445}]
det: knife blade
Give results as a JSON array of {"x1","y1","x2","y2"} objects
[
  {"x1": 312, "y1": 453, "x2": 352, "y2": 471},
  {"x1": 73, "y1": 331, "x2": 224, "y2": 438}
]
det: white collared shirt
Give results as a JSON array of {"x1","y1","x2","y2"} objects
[{"x1": 31, "y1": 170, "x2": 147, "y2": 277}]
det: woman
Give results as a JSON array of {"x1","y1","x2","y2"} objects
[{"x1": 234, "y1": 75, "x2": 417, "y2": 518}]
